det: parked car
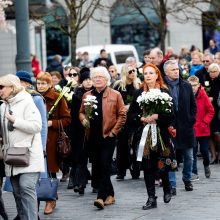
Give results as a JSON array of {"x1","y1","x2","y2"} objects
[{"x1": 63, "y1": 44, "x2": 140, "y2": 73}]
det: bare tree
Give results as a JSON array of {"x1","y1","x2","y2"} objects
[
  {"x1": 31, "y1": 0, "x2": 109, "y2": 65},
  {"x1": 117, "y1": 0, "x2": 216, "y2": 52}
]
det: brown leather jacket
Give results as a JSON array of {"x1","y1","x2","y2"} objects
[{"x1": 79, "y1": 87, "x2": 127, "y2": 138}]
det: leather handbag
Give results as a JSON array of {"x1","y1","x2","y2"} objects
[
  {"x1": 36, "y1": 155, "x2": 58, "y2": 201},
  {"x1": 5, "y1": 147, "x2": 30, "y2": 167},
  {"x1": 4, "y1": 136, "x2": 34, "y2": 167},
  {"x1": 57, "y1": 120, "x2": 72, "y2": 158}
]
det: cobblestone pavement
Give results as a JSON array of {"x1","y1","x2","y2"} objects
[{"x1": 2, "y1": 158, "x2": 220, "y2": 220}]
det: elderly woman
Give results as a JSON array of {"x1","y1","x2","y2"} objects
[
  {"x1": 128, "y1": 64, "x2": 176, "y2": 210},
  {"x1": 0, "y1": 74, "x2": 44, "y2": 220},
  {"x1": 207, "y1": 63, "x2": 220, "y2": 164},
  {"x1": 79, "y1": 66, "x2": 126, "y2": 210},
  {"x1": 36, "y1": 72, "x2": 71, "y2": 215},
  {"x1": 113, "y1": 64, "x2": 140, "y2": 180}
]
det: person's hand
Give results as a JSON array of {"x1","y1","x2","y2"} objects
[
  {"x1": 109, "y1": 132, "x2": 115, "y2": 138},
  {"x1": 140, "y1": 114, "x2": 158, "y2": 124},
  {"x1": 168, "y1": 126, "x2": 176, "y2": 137},
  {"x1": 5, "y1": 112, "x2": 15, "y2": 123},
  {"x1": 48, "y1": 120, "x2": 52, "y2": 127},
  {"x1": 82, "y1": 118, "x2": 89, "y2": 128}
]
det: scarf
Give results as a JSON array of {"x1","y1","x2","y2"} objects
[{"x1": 164, "y1": 76, "x2": 179, "y2": 111}]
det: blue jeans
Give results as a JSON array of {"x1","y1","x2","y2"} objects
[
  {"x1": 11, "y1": 172, "x2": 39, "y2": 220},
  {"x1": 193, "y1": 137, "x2": 210, "y2": 174},
  {"x1": 169, "y1": 147, "x2": 193, "y2": 186}
]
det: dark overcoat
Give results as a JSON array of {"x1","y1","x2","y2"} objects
[
  {"x1": 70, "y1": 86, "x2": 89, "y2": 163},
  {"x1": 44, "y1": 88, "x2": 71, "y2": 172},
  {"x1": 173, "y1": 79, "x2": 197, "y2": 149}
]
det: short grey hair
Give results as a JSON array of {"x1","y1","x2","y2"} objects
[
  {"x1": 125, "y1": 56, "x2": 136, "y2": 64},
  {"x1": 208, "y1": 63, "x2": 220, "y2": 72},
  {"x1": 91, "y1": 66, "x2": 111, "y2": 86},
  {"x1": 151, "y1": 47, "x2": 163, "y2": 57},
  {"x1": 163, "y1": 59, "x2": 178, "y2": 72}
]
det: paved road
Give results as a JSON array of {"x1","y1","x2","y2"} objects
[{"x1": 2, "y1": 158, "x2": 220, "y2": 220}]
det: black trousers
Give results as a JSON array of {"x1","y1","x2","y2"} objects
[
  {"x1": 91, "y1": 136, "x2": 116, "y2": 201},
  {"x1": 142, "y1": 152, "x2": 170, "y2": 198},
  {"x1": 116, "y1": 129, "x2": 130, "y2": 176}
]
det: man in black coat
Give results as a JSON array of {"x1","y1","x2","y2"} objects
[
  {"x1": 163, "y1": 60, "x2": 197, "y2": 193},
  {"x1": 195, "y1": 53, "x2": 214, "y2": 86}
]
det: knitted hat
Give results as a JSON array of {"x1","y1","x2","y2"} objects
[
  {"x1": 16, "y1": 70, "x2": 33, "y2": 85},
  {"x1": 79, "y1": 67, "x2": 90, "y2": 84}
]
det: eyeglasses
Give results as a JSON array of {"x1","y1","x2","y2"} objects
[
  {"x1": 36, "y1": 82, "x2": 48, "y2": 86},
  {"x1": 203, "y1": 60, "x2": 210, "y2": 63},
  {"x1": 93, "y1": 75, "x2": 105, "y2": 80},
  {"x1": 128, "y1": 69, "x2": 135, "y2": 74},
  {"x1": 68, "y1": 73, "x2": 78, "y2": 77},
  {"x1": 0, "y1": 85, "x2": 5, "y2": 90}
]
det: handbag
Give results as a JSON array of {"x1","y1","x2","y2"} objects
[
  {"x1": 36, "y1": 156, "x2": 58, "y2": 201},
  {"x1": 3, "y1": 176, "x2": 13, "y2": 192},
  {"x1": 57, "y1": 120, "x2": 72, "y2": 158},
  {"x1": 5, "y1": 147, "x2": 30, "y2": 167}
]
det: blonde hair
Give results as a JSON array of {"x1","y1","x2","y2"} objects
[
  {"x1": 191, "y1": 51, "x2": 204, "y2": 62},
  {"x1": 113, "y1": 64, "x2": 140, "y2": 91},
  {"x1": 188, "y1": 75, "x2": 199, "y2": 84},
  {"x1": 0, "y1": 74, "x2": 23, "y2": 94}
]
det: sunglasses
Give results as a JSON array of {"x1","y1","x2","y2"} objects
[
  {"x1": 203, "y1": 60, "x2": 210, "y2": 63},
  {"x1": 0, "y1": 85, "x2": 5, "y2": 90},
  {"x1": 68, "y1": 73, "x2": 78, "y2": 77},
  {"x1": 128, "y1": 69, "x2": 135, "y2": 74}
]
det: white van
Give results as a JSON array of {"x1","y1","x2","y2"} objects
[{"x1": 63, "y1": 44, "x2": 140, "y2": 73}]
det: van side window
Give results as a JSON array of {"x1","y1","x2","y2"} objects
[{"x1": 115, "y1": 51, "x2": 135, "y2": 64}]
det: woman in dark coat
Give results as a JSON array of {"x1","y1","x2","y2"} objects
[
  {"x1": 128, "y1": 63, "x2": 176, "y2": 210},
  {"x1": 36, "y1": 72, "x2": 71, "y2": 215},
  {"x1": 113, "y1": 64, "x2": 140, "y2": 179},
  {"x1": 69, "y1": 70, "x2": 93, "y2": 194}
]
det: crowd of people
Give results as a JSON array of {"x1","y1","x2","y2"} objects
[{"x1": 0, "y1": 39, "x2": 220, "y2": 219}]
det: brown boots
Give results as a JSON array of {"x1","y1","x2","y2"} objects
[{"x1": 44, "y1": 201, "x2": 56, "y2": 215}]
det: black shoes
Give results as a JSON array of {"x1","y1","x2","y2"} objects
[
  {"x1": 204, "y1": 166, "x2": 211, "y2": 178},
  {"x1": 67, "y1": 177, "x2": 74, "y2": 189},
  {"x1": 163, "y1": 192, "x2": 172, "y2": 203},
  {"x1": 185, "y1": 182, "x2": 193, "y2": 191},
  {"x1": 116, "y1": 175, "x2": 124, "y2": 180},
  {"x1": 171, "y1": 188, "x2": 177, "y2": 196},
  {"x1": 142, "y1": 197, "x2": 157, "y2": 210},
  {"x1": 74, "y1": 185, "x2": 85, "y2": 195}
]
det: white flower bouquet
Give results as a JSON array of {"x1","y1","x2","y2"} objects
[
  {"x1": 48, "y1": 79, "x2": 77, "y2": 119},
  {"x1": 136, "y1": 89, "x2": 173, "y2": 161},
  {"x1": 137, "y1": 89, "x2": 173, "y2": 116},
  {"x1": 83, "y1": 95, "x2": 98, "y2": 128}
]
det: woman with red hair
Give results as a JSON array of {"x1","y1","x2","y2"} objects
[
  {"x1": 127, "y1": 63, "x2": 176, "y2": 210},
  {"x1": 36, "y1": 72, "x2": 71, "y2": 215}
]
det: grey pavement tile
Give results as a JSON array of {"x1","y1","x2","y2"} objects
[{"x1": 2, "y1": 158, "x2": 220, "y2": 220}]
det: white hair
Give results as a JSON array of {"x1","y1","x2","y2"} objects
[
  {"x1": 91, "y1": 66, "x2": 111, "y2": 86},
  {"x1": 208, "y1": 63, "x2": 220, "y2": 72}
]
